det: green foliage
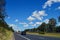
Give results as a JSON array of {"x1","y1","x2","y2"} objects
[
  {"x1": 58, "y1": 16, "x2": 60, "y2": 22},
  {"x1": 56, "y1": 26, "x2": 60, "y2": 32},
  {"x1": 0, "y1": 0, "x2": 6, "y2": 20},
  {"x1": 37, "y1": 22, "x2": 46, "y2": 32},
  {"x1": 0, "y1": 1, "x2": 14, "y2": 31},
  {"x1": 9, "y1": 27, "x2": 14, "y2": 32},
  {"x1": 49, "y1": 18, "x2": 56, "y2": 26},
  {"x1": 48, "y1": 18, "x2": 56, "y2": 32}
]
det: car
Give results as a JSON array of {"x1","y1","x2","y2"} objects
[{"x1": 21, "y1": 31, "x2": 26, "y2": 35}]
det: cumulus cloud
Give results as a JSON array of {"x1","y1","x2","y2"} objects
[
  {"x1": 15, "y1": 19, "x2": 19, "y2": 22},
  {"x1": 27, "y1": 16, "x2": 35, "y2": 21},
  {"x1": 31, "y1": 22, "x2": 42, "y2": 27},
  {"x1": 36, "y1": 22, "x2": 42, "y2": 25},
  {"x1": 30, "y1": 19, "x2": 49, "y2": 27},
  {"x1": 31, "y1": 19, "x2": 49, "y2": 27},
  {"x1": 43, "y1": 0, "x2": 60, "y2": 9},
  {"x1": 27, "y1": 10, "x2": 48, "y2": 21},
  {"x1": 38, "y1": 11, "x2": 47, "y2": 16},
  {"x1": 32, "y1": 11, "x2": 43, "y2": 20},
  {"x1": 32, "y1": 10, "x2": 47, "y2": 20}
]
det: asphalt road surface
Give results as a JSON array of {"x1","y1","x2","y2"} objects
[{"x1": 14, "y1": 33, "x2": 60, "y2": 40}]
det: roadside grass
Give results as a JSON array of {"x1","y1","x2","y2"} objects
[
  {"x1": 39, "y1": 33, "x2": 60, "y2": 38},
  {"x1": 5, "y1": 29, "x2": 13, "y2": 40},
  {"x1": 26, "y1": 32, "x2": 60, "y2": 38},
  {"x1": 0, "y1": 27, "x2": 13, "y2": 40}
]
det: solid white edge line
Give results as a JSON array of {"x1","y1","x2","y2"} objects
[{"x1": 17, "y1": 34, "x2": 30, "y2": 40}]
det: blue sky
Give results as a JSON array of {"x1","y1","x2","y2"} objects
[{"x1": 5, "y1": 0, "x2": 60, "y2": 31}]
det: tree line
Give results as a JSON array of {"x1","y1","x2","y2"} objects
[
  {"x1": 0, "y1": 0, "x2": 14, "y2": 32},
  {"x1": 24, "y1": 16, "x2": 60, "y2": 34}
]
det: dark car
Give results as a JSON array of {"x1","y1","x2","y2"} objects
[{"x1": 21, "y1": 31, "x2": 26, "y2": 35}]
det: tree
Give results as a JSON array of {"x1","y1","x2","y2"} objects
[
  {"x1": 58, "y1": 16, "x2": 60, "y2": 22},
  {"x1": 0, "y1": 0, "x2": 6, "y2": 20},
  {"x1": 0, "y1": 0, "x2": 11, "y2": 30},
  {"x1": 56, "y1": 26, "x2": 60, "y2": 32},
  {"x1": 38, "y1": 22, "x2": 46, "y2": 32},
  {"x1": 48, "y1": 18, "x2": 56, "y2": 32},
  {"x1": 0, "y1": 0, "x2": 7, "y2": 28}
]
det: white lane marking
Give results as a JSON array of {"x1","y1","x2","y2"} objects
[{"x1": 17, "y1": 34, "x2": 30, "y2": 40}]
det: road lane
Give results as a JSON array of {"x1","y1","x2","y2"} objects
[
  {"x1": 23, "y1": 34, "x2": 60, "y2": 40},
  {"x1": 23, "y1": 34, "x2": 46, "y2": 40},
  {"x1": 14, "y1": 33, "x2": 27, "y2": 40},
  {"x1": 14, "y1": 33, "x2": 60, "y2": 40}
]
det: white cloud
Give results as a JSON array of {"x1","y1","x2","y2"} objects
[
  {"x1": 30, "y1": 19, "x2": 49, "y2": 27},
  {"x1": 27, "y1": 10, "x2": 47, "y2": 21},
  {"x1": 27, "y1": 16, "x2": 35, "y2": 21},
  {"x1": 32, "y1": 11, "x2": 43, "y2": 20},
  {"x1": 32, "y1": 10, "x2": 48, "y2": 20},
  {"x1": 43, "y1": 0, "x2": 60, "y2": 9},
  {"x1": 15, "y1": 19, "x2": 19, "y2": 22},
  {"x1": 9, "y1": 24, "x2": 16, "y2": 27},
  {"x1": 29, "y1": 22, "x2": 34, "y2": 24},
  {"x1": 31, "y1": 24, "x2": 36, "y2": 26},
  {"x1": 26, "y1": 10, "x2": 48, "y2": 27},
  {"x1": 31, "y1": 22, "x2": 42, "y2": 27},
  {"x1": 44, "y1": 19, "x2": 49, "y2": 24},
  {"x1": 38, "y1": 11, "x2": 47, "y2": 16},
  {"x1": 9, "y1": 24, "x2": 20, "y2": 31},
  {"x1": 57, "y1": 6, "x2": 60, "y2": 9},
  {"x1": 36, "y1": 22, "x2": 42, "y2": 25}
]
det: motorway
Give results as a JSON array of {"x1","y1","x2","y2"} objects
[{"x1": 14, "y1": 33, "x2": 60, "y2": 40}]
